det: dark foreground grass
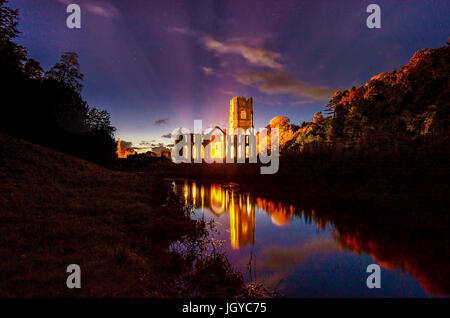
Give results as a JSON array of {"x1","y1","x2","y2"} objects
[{"x1": 0, "y1": 133, "x2": 259, "y2": 297}]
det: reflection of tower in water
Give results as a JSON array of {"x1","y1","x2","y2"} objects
[
  {"x1": 178, "y1": 182, "x2": 255, "y2": 249},
  {"x1": 176, "y1": 181, "x2": 296, "y2": 249},
  {"x1": 228, "y1": 190, "x2": 255, "y2": 249}
]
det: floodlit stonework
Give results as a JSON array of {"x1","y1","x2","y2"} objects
[{"x1": 229, "y1": 96, "x2": 254, "y2": 133}]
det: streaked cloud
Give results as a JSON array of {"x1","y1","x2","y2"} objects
[
  {"x1": 154, "y1": 118, "x2": 169, "y2": 125},
  {"x1": 202, "y1": 36, "x2": 283, "y2": 69},
  {"x1": 171, "y1": 27, "x2": 282, "y2": 69},
  {"x1": 258, "y1": 239, "x2": 336, "y2": 272},
  {"x1": 169, "y1": 26, "x2": 198, "y2": 36},
  {"x1": 119, "y1": 139, "x2": 133, "y2": 148},
  {"x1": 133, "y1": 141, "x2": 171, "y2": 153},
  {"x1": 139, "y1": 140, "x2": 154, "y2": 146},
  {"x1": 202, "y1": 66, "x2": 214, "y2": 75},
  {"x1": 171, "y1": 26, "x2": 334, "y2": 101},
  {"x1": 251, "y1": 239, "x2": 337, "y2": 289},
  {"x1": 219, "y1": 89, "x2": 238, "y2": 96},
  {"x1": 57, "y1": 0, "x2": 120, "y2": 18},
  {"x1": 85, "y1": 3, "x2": 120, "y2": 18},
  {"x1": 236, "y1": 70, "x2": 334, "y2": 100}
]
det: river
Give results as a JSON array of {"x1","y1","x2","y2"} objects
[{"x1": 172, "y1": 179, "x2": 448, "y2": 297}]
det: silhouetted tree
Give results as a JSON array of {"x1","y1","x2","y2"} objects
[
  {"x1": 0, "y1": 0, "x2": 18, "y2": 41},
  {"x1": 23, "y1": 58, "x2": 43, "y2": 79},
  {"x1": 0, "y1": 0, "x2": 27, "y2": 77},
  {"x1": 0, "y1": 1, "x2": 117, "y2": 165},
  {"x1": 45, "y1": 52, "x2": 84, "y2": 92},
  {"x1": 87, "y1": 108, "x2": 116, "y2": 137}
]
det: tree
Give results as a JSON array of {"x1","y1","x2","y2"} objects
[
  {"x1": 23, "y1": 58, "x2": 43, "y2": 79},
  {"x1": 0, "y1": 1, "x2": 117, "y2": 165},
  {"x1": 0, "y1": 0, "x2": 19, "y2": 41},
  {"x1": 325, "y1": 90, "x2": 343, "y2": 115},
  {"x1": 0, "y1": 0, "x2": 28, "y2": 77},
  {"x1": 45, "y1": 52, "x2": 84, "y2": 92},
  {"x1": 310, "y1": 112, "x2": 330, "y2": 139},
  {"x1": 270, "y1": 116, "x2": 290, "y2": 128},
  {"x1": 87, "y1": 107, "x2": 116, "y2": 137}
]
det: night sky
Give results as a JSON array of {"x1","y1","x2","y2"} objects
[{"x1": 10, "y1": 0, "x2": 449, "y2": 151}]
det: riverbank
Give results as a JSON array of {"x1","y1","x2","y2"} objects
[{"x1": 0, "y1": 133, "x2": 256, "y2": 297}]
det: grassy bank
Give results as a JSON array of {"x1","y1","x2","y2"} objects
[{"x1": 0, "y1": 133, "x2": 255, "y2": 297}]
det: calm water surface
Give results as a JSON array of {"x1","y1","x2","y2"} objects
[{"x1": 172, "y1": 179, "x2": 447, "y2": 297}]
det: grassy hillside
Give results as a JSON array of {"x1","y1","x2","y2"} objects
[{"x1": 0, "y1": 133, "x2": 249, "y2": 297}]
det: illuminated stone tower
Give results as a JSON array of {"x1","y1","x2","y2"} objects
[
  {"x1": 116, "y1": 138, "x2": 123, "y2": 158},
  {"x1": 229, "y1": 96, "x2": 254, "y2": 131},
  {"x1": 116, "y1": 138, "x2": 134, "y2": 158}
]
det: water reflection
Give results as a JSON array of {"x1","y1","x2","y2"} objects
[
  {"x1": 180, "y1": 181, "x2": 256, "y2": 248},
  {"x1": 173, "y1": 179, "x2": 449, "y2": 297},
  {"x1": 177, "y1": 180, "x2": 332, "y2": 249},
  {"x1": 179, "y1": 181, "x2": 322, "y2": 249}
]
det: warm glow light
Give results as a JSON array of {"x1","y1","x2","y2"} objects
[
  {"x1": 210, "y1": 185, "x2": 225, "y2": 215},
  {"x1": 201, "y1": 186, "x2": 205, "y2": 209},
  {"x1": 180, "y1": 181, "x2": 298, "y2": 248},
  {"x1": 192, "y1": 182, "x2": 197, "y2": 206},
  {"x1": 183, "y1": 182, "x2": 188, "y2": 205},
  {"x1": 116, "y1": 138, "x2": 135, "y2": 158},
  {"x1": 229, "y1": 195, "x2": 241, "y2": 249}
]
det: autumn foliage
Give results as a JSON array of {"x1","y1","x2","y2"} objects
[{"x1": 278, "y1": 45, "x2": 450, "y2": 153}]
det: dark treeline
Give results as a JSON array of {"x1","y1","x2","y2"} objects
[{"x1": 0, "y1": 0, "x2": 116, "y2": 164}]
